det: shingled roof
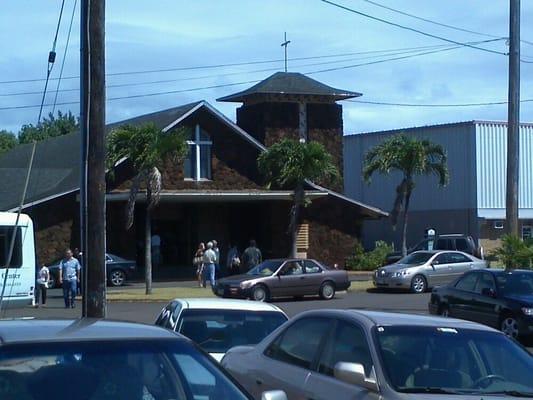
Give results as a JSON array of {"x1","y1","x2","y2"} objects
[
  {"x1": 0, "y1": 101, "x2": 205, "y2": 211},
  {"x1": 217, "y1": 72, "x2": 362, "y2": 102}
]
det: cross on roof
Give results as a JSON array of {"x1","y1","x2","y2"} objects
[{"x1": 281, "y1": 32, "x2": 291, "y2": 73}]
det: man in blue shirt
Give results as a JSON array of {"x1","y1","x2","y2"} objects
[{"x1": 58, "y1": 249, "x2": 81, "y2": 309}]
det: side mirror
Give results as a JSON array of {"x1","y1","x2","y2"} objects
[
  {"x1": 334, "y1": 362, "x2": 378, "y2": 392},
  {"x1": 481, "y1": 287, "x2": 496, "y2": 298},
  {"x1": 261, "y1": 390, "x2": 288, "y2": 400}
]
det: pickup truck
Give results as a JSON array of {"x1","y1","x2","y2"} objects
[{"x1": 385, "y1": 234, "x2": 483, "y2": 265}]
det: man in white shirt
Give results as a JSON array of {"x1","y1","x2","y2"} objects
[{"x1": 202, "y1": 242, "x2": 217, "y2": 287}]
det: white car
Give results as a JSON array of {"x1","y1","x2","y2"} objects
[{"x1": 155, "y1": 298, "x2": 288, "y2": 361}]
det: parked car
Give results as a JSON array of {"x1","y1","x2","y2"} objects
[
  {"x1": 214, "y1": 259, "x2": 350, "y2": 301},
  {"x1": 222, "y1": 309, "x2": 533, "y2": 400},
  {"x1": 0, "y1": 319, "x2": 289, "y2": 400},
  {"x1": 374, "y1": 250, "x2": 486, "y2": 293},
  {"x1": 429, "y1": 269, "x2": 533, "y2": 339},
  {"x1": 386, "y1": 234, "x2": 483, "y2": 265},
  {"x1": 155, "y1": 298, "x2": 288, "y2": 361},
  {"x1": 48, "y1": 253, "x2": 136, "y2": 288}
]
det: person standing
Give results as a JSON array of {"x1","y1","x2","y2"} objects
[
  {"x1": 35, "y1": 264, "x2": 49, "y2": 307},
  {"x1": 226, "y1": 244, "x2": 240, "y2": 275},
  {"x1": 242, "y1": 240, "x2": 262, "y2": 272},
  {"x1": 194, "y1": 243, "x2": 205, "y2": 288},
  {"x1": 58, "y1": 249, "x2": 81, "y2": 309},
  {"x1": 202, "y1": 242, "x2": 217, "y2": 288},
  {"x1": 212, "y1": 240, "x2": 220, "y2": 276}
]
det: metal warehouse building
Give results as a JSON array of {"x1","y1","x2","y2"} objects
[{"x1": 344, "y1": 121, "x2": 533, "y2": 252}]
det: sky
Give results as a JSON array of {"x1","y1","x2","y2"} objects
[{"x1": 1, "y1": 0, "x2": 533, "y2": 135}]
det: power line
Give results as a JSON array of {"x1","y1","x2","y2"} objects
[
  {"x1": 52, "y1": 0, "x2": 77, "y2": 115},
  {"x1": 36, "y1": 0, "x2": 66, "y2": 124},
  {"x1": 0, "y1": 41, "x2": 500, "y2": 86},
  {"x1": 347, "y1": 99, "x2": 533, "y2": 107},
  {"x1": 319, "y1": 0, "x2": 507, "y2": 56}
]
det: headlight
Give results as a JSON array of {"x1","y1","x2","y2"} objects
[
  {"x1": 522, "y1": 307, "x2": 533, "y2": 316},
  {"x1": 393, "y1": 270, "x2": 410, "y2": 278},
  {"x1": 239, "y1": 281, "x2": 252, "y2": 289}
]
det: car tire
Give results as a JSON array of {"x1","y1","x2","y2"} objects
[
  {"x1": 410, "y1": 275, "x2": 427, "y2": 294},
  {"x1": 319, "y1": 281, "x2": 336, "y2": 300},
  {"x1": 500, "y1": 314, "x2": 520, "y2": 339},
  {"x1": 251, "y1": 285, "x2": 269, "y2": 302},
  {"x1": 109, "y1": 269, "x2": 126, "y2": 287}
]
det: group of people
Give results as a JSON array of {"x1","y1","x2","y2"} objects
[
  {"x1": 193, "y1": 240, "x2": 263, "y2": 288},
  {"x1": 34, "y1": 248, "x2": 81, "y2": 309}
]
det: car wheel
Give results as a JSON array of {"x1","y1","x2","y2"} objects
[
  {"x1": 439, "y1": 305, "x2": 450, "y2": 317},
  {"x1": 319, "y1": 281, "x2": 336, "y2": 300},
  {"x1": 251, "y1": 285, "x2": 269, "y2": 302},
  {"x1": 109, "y1": 269, "x2": 126, "y2": 287},
  {"x1": 410, "y1": 275, "x2": 427, "y2": 294},
  {"x1": 500, "y1": 315, "x2": 519, "y2": 339}
]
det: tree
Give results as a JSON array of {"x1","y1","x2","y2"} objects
[
  {"x1": 0, "y1": 130, "x2": 17, "y2": 154},
  {"x1": 363, "y1": 135, "x2": 449, "y2": 256},
  {"x1": 257, "y1": 138, "x2": 339, "y2": 258},
  {"x1": 107, "y1": 123, "x2": 188, "y2": 294},
  {"x1": 490, "y1": 234, "x2": 533, "y2": 270},
  {"x1": 18, "y1": 110, "x2": 78, "y2": 144}
]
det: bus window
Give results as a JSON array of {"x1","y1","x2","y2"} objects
[{"x1": 0, "y1": 226, "x2": 23, "y2": 268}]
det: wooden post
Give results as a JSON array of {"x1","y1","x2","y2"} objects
[
  {"x1": 506, "y1": 0, "x2": 520, "y2": 237},
  {"x1": 81, "y1": 0, "x2": 106, "y2": 317}
]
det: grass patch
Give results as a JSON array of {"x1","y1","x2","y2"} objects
[
  {"x1": 107, "y1": 286, "x2": 216, "y2": 302},
  {"x1": 107, "y1": 280, "x2": 373, "y2": 302}
]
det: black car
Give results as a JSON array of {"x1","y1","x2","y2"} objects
[
  {"x1": 386, "y1": 234, "x2": 483, "y2": 264},
  {"x1": 0, "y1": 319, "x2": 261, "y2": 400},
  {"x1": 48, "y1": 253, "x2": 136, "y2": 288},
  {"x1": 429, "y1": 269, "x2": 533, "y2": 339}
]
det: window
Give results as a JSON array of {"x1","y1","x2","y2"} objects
[
  {"x1": 318, "y1": 320, "x2": 373, "y2": 377},
  {"x1": 434, "y1": 253, "x2": 450, "y2": 265},
  {"x1": 474, "y1": 273, "x2": 496, "y2": 294},
  {"x1": 281, "y1": 261, "x2": 304, "y2": 276},
  {"x1": 455, "y1": 273, "x2": 479, "y2": 292},
  {"x1": 184, "y1": 124, "x2": 212, "y2": 181},
  {"x1": 448, "y1": 253, "x2": 471, "y2": 263},
  {"x1": 455, "y1": 238, "x2": 470, "y2": 252},
  {"x1": 0, "y1": 226, "x2": 22, "y2": 268},
  {"x1": 523, "y1": 226, "x2": 532, "y2": 240},
  {"x1": 304, "y1": 260, "x2": 322, "y2": 274},
  {"x1": 264, "y1": 318, "x2": 331, "y2": 369}
]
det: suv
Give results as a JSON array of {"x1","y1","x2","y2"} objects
[{"x1": 386, "y1": 234, "x2": 483, "y2": 265}]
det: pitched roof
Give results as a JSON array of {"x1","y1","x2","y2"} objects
[
  {"x1": 0, "y1": 101, "x2": 231, "y2": 211},
  {"x1": 217, "y1": 72, "x2": 362, "y2": 102}
]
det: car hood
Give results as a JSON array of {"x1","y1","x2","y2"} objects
[
  {"x1": 218, "y1": 274, "x2": 268, "y2": 285},
  {"x1": 381, "y1": 263, "x2": 419, "y2": 272},
  {"x1": 503, "y1": 294, "x2": 533, "y2": 305}
]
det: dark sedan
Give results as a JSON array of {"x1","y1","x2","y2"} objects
[
  {"x1": 48, "y1": 253, "x2": 136, "y2": 288},
  {"x1": 214, "y1": 259, "x2": 350, "y2": 301},
  {"x1": 0, "y1": 319, "x2": 265, "y2": 400},
  {"x1": 429, "y1": 269, "x2": 533, "y2": 339}
]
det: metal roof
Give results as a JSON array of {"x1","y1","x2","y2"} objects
[
  {"x1": 0, "y1": 319, "x2": 178, "y2": 345},
  {"x1": 217, "y1": 72, "x2": 362, "y2": 102}
]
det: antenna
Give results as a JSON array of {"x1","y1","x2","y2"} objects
[{"x1": 281, "y1": 32, "x2": 291, "y2": 72}]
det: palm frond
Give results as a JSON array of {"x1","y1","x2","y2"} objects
[
  {"x1": 147, "y1": 167, "x2": 162, "y2": 210},
  {"x1": 125, "y1": 172, "x2": 144, "y2": 230}
]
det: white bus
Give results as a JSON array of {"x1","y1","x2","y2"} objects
[{"x1": 0, "y1": 212, "x2": 36, "y2": 308}]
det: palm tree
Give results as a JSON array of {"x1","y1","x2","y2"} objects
[
  {"x1": 257, "y1": 138, "x2": 339, "y2": 258},
  {"x1": 107, "y1": 123, "x2": 188, "y2": 294},
  {"x1": 363, "y1": 135, "x2": 449, "y2": 257}
]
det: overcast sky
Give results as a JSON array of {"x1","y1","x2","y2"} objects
[{"x1": 1, "y1": 0, "x2": 533, "y2": 135}]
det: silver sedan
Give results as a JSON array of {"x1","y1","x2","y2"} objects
[{"x1": 374, "y1": 250, "x2": 486, "y2": 293}]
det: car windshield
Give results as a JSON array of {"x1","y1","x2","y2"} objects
[
  {"x1": 497, "y1": 272, "x2": 533, "y2": 296},
  {"x1": 247, "y1": 260, "x2": 282, "y2": 276},
  {"x1": 0, "y1": 339, "x2": 250, "y2": 400},
  {"x1": 398, "y1": 252, "x2": 433, "y2": 265},
  {"x1": 375, "y1": 326, "x2": 533, "y2": 396},
  {"x1": 177, "y1": 309, "x2": 287, "y2": 354}
]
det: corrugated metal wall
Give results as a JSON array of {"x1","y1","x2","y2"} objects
[{"x1": 476, "y1": 122, "x2": 533, "y2": 218}]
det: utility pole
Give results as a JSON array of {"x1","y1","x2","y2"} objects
[
  {"x1": 506, "y1": 0, "x2": 520, "y2": 236},
  {"x1": 80, "y1": 0, "x2": 106, "y2": 318}
]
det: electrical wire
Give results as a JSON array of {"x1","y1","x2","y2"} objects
[
  {"x1": 319, "y1": 0, "x2": 507, "y2": 56},
  {"x1": 36, "y1": 0, "x2": 66, "y2": 124},
  {"x1": 347, "y1": 99, "x2": 533, "y2": 107},
  {"x1": 52, "y1": 0, "x2": 77, "y2": 115}
]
